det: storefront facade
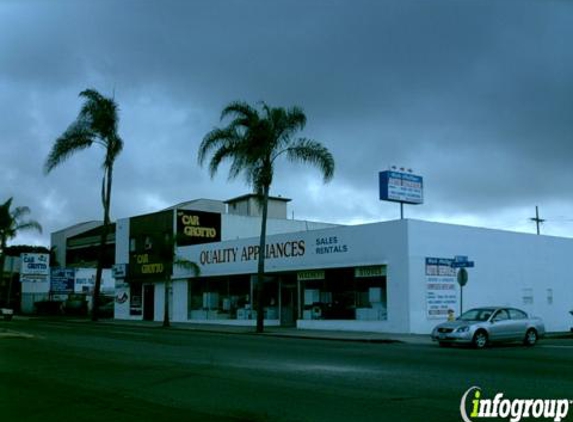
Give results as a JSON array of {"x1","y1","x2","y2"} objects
[{"x1": 114, "y1": 214, "x2": 573, "y2": 334}]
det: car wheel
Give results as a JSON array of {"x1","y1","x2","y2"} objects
[
  {"x1": 472, "y1": 330, "x2": 488, "y2": 349},
  {"x1": 524, "y1": 329, "x2": 538, "y2": 347}
]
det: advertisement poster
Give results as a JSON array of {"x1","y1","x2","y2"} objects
[
  {"x1": 50, "y1": 268, "x2": 75, "y2": 293},
  {"x1": 425, "y1": 257, "x2": 457, "y2": 319},
  {"x1": 379, "y1": 171, "x2": 424, "y2": 204},
  {"x1": 20, "y1": 253, "x2": 50, "y2": 282}
]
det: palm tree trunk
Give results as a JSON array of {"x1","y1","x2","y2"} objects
[
  {"x1": 92, "y1": 165, "x2": 113, "y2": 321},
  {"x1": 256, "y1": 185, "x2": 270, "y2": 333}
]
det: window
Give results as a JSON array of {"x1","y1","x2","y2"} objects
[
  {"x1": 144, "y1": 236, "x2": 153, "y2": 250},
  {"x1": 187, "y1": 275, "x2": 271, "y2": 321},
  {"x1": 522, "y1": 288, "x2": 534, "y2": 305},
  {"x1": 509, "y1": 309, "x2": 527, "y2": 320},
  {"x1": 492, "y1": 309, "x2": 509, "y2": 322},
  {"x1": 301, "y1": 267, "x2": 387, "y2": 321}
]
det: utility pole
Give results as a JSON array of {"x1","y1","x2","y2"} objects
[{"x1": 530, "y1": 206, "x2": 545, "y2": 235}]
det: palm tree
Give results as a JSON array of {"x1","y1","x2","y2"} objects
[
  {"x1": 0, "y1": 198, "x2": 43, "y2": 307},
  {"x1": 44, "y1": 89, "x2": 123, "y2": 321},
  {"x1": 198, "y1": 101, "x2": 335, "y2": 333}
]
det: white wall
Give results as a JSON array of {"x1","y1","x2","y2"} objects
[
  {"x1": 154, "y1": 282, "x2": 165, "y2": 322},
  {"x1": 221, "y1": 214, "x2": 338, "y2": 241},
  {"x1": 172, "y1": 280, "x2": 188, "y2": 322},
  {"x1": 407, "y1": 220, "x2": 573, "y2": 333}
]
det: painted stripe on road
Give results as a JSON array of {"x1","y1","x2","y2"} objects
[
  {"x1": 540, "y1": 345, "x2": 573, "y2": 349},
  {"x1": 107, "y1": 330, "x2": 153, "y2": 337}
]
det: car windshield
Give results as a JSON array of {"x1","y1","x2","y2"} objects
[{"x1": 458, "y1": 308, "x2": 494, "y2": 322}]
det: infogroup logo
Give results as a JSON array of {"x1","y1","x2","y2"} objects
[{"x1": 460, "y1": 386, "x2": 571, "y2": 422}]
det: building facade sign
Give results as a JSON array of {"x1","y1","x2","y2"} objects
[
  {"x1": 20, "y1": 253, "x2": 50, "y2": 279},
  {"x1": 297, "y1": 270, "x2": 325, "y2": 281},
  {"x1": 129, "y1": 210, "x2": 173, "y2": 280},
  {"x1": 174, "y1": 226, "x2": 382, "y2": 280},
  {"x1": 425, "y1": 257, "x2": 457, "y2": 319},
  {"x1": 50, "y1": 268, "x2": 75, "y2": 293},
  {"x1": 355, "y1": 265, "x2": 386, "y2": 278},
  {"x1": 176, "y1": 209, "x2": 221, "y2": 246}
]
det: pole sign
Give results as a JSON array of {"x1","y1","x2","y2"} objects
[
  {"x1": 379, "y1": 170, "x2": 424, "y2": 205},
  {"x1": 457, "y1": 268, "x2": 469, "y2": 286}
]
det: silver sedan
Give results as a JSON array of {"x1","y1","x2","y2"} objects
[{"x1": 431, "y1": 307, "x2": 545, "y2": 348}]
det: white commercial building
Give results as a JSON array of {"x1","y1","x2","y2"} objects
[{"x1": 113, "y1": 207, "x2": 573, "y2": 334}]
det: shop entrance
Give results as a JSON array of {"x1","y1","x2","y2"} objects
[
  {"x1": 143, "y1": 284, "x2": 155, "y2": 321},
  {"x1": 280, "y1": 279, "x2": 297, "y2": 326}
]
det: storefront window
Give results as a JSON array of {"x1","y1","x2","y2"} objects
[
  {"x1": 187, "y1": 275, "x2": 280, "y2": 321},
  {"x1": 301, "y1": 266, "x2": 387, "y2": 321}
]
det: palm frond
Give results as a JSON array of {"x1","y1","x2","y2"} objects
[
  {"x1": 0, "y1": 198, "x2": 42, "y2": 242},
  {"x1": 221, "y1": 101, "x2": 257, "y2": 122},
  {"x1": 11, "y1": 206, "x2": 31, "y2": 220},
  {"x1": 44, "y1": 123, "x2": 94, "y2": 174},
  {"x1": 173, "y1": 256, "x2": 201, "y2": 277},
  {"x1": 198, "y1": 127, "x2": 237, "y2": 166},
  {"x1": 198, "y1": 100, "x2": 335, "y2": 200},
  {"x1": 284, "y1": 138, "x2": 335, "y2": 182},
  {"x1": 14, "y1": 221, "x2": 42, "y2": 235}
]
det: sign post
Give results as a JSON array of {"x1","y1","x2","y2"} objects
[
  {"x1": 451, "y1": 256, "x2": 474, "y2": 316},
  {"x1": 379, "y1": 170, "x2": 424, "y2": 219}
]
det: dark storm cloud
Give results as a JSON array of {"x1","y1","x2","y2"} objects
[{"x1": 2, "y1": 0, "x2": 573, "y2": 245}]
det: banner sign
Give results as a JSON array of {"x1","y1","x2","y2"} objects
[
  {"x1": 176, "y1": 209, "x2": 221, "y2": 246},
  {"x1": 379, "y1": 171, "x2": 424, "y2": 204},
  {"x1": 355, "y1": 265, "x2": 386, "y2": 278},
  {"x1": 129, "y1": 210, "x2": 173, "y2": 280},
  {"x1": 50, "y1": 268, "x2": 75, "y2": 293},
  {"x1": 425, "y1": 257, "x2": 457, "y2": 319},
  {"x1": 20, "y1": 253, "x2": 50, "y2": 277},
  {"x1": 297, "y1": 270, "x2": 325, "y2": 281}
]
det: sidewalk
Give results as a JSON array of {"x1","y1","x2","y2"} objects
[
  {"x1": 5, "y1": 316, "x2": 571, "y2": 344},
  {"x1": 98, "y1": 318, "x2": 435, "y2": 345}
]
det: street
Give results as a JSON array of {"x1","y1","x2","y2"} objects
[{"x1": 1, "y1": 319, "x2": 572, "y2": 422}]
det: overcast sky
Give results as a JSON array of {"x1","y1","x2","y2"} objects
[{"x1": 2, "y1": 0, "x2": 573, "y2": 247}]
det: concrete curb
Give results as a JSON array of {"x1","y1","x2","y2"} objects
[{"x1": 93, "y1": 319, "x2": 426, "y2": 344}]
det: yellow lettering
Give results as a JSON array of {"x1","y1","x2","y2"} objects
[{"x1": 136, "y1": 254, "x2": 149, "y2": 264}]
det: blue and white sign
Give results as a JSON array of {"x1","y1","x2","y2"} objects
[
  {"x1": 379, "y1": 171, "x2": 424, "y2": 205},
  {"x1": 451, "y1": 256, "x2": 475, "y2": 268},
  {"x1": 425, "y1": 257, "x2": 458, "y2": 319},
  {"x1": 50, "y1": 268, "x2": 75, "y2": 293},
  {"x1": 20, "y1": 253, "x2": 50, "y2": 277}
]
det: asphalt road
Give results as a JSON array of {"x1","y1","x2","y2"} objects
[{"x1": 1, "y1": 319, "x2": 572, "y2": 422}]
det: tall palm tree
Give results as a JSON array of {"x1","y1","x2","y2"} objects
[
  {"x1": 44, "y1": 88, "x2": 123, "y2": 321},
  {"x1": 0, "y1": 198, "x2": 43, "y2": 307},
  {"x1": 198, "y1": 101, "x2": 335, "y2": 333}
]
